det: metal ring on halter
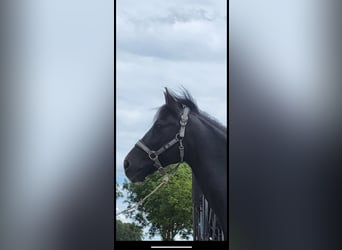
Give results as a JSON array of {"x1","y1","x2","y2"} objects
[
  {"x1": 148, "y1": 151, "x2": 158, "y2": 160},
  {"x1": 175, "y1": 133, "x2": 182, "y2": 141},
  {"x1": 180, "y1": 120, "x2": 187, "y2": 126}
]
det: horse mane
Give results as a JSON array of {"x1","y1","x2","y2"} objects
[
  {"x1": 170, "y1": 88, "x2": 199, "y2": 114},
  {"x1": 156, "y1": 88, "x2": 227, "y2": 139}
]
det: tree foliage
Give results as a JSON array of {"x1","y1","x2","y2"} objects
[
  {"x1": 116, "y1": 183, "x2": 143, "y2": 241},
  {"x1": 123, "y1": 163, "x2": 193, "y2": 241},
  {"x1": 116, "y1": 220, "x2": 143, "y2": 241},
  {"x1": 116, "y1": 183, "x2": 123, "y2": 199}
]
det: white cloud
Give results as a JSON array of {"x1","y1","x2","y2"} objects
[{"x1": 117, "y1": 1, "x2": 226, "y2": 62}]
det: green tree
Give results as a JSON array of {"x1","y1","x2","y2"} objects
[
  {"x1": 123, "y1": 163, "x2": 193, "y2": 241},
  {"x1": 116, "y1": 183, "x2": 143, "y2": 241},
  {"x1": 116, "y1": 220, "x2": 143, "y2": 241}
]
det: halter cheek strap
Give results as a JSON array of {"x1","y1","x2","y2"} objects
[{"x1": 135, "y1": 106, "x2": 190, "y2": 175}]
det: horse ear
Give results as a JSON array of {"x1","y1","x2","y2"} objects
[
  {"x1": 164, "y1": 88, "x2": 179, "y2": 111},
  {"x1": 164, "y1": 88, "x2": 181, "y2": 112}
]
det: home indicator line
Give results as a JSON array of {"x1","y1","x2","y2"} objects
[{"x1": 151, "y1": 246, "x2": 192, "y2": 249}]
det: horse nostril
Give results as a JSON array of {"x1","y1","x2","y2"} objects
[{"x1": 124, "y1": 159, "x2": 130, "y2": 169}]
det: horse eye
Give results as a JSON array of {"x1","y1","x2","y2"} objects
[{"x1": 155, "y1": 123, "x2": 162, "y2": 129}]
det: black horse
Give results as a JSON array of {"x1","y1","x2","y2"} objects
[{"x1": 124, "y1": 88, "x2": 227, "y2": 240}]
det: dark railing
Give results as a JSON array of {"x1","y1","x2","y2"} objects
[{"x1": 192, "y1": 173, "x2": 224, "y2": 241}]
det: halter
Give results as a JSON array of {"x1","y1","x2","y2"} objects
[{"x1": 135, "y1": 106, "x2": 190, "y2": 175}]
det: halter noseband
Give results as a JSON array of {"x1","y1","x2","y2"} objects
[{"x1": 135, "y1": 106, "x2": 190, "y2": 175}]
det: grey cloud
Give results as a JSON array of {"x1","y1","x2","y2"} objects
[
  {"x1": 130, "y1": 7, "x2": 223, "y2": 25},
  {"x1": 117, "y1": 3, "x2": 226, "y2": 62}
]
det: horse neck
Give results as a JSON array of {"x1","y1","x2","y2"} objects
[
  {"x1": 184, "y1": 114, "x2": 227, "y2": 178},
  {"x1": 183, "y1": 114, "x2": 227, "y2": 232}
]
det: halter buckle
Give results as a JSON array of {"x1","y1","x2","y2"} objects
[
  {"x1": 179, "y1": 139, "x2": 184, "y2": 149},
  {"x1": 149, "y1": 151, "x2": 158, "y2": 160},
  {"x1": 176, "y1": 133, "x2": 182, "y2": 141}
]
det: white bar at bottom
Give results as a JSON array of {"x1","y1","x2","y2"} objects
[{"x1": 151, "y1": 246, "x2": 192, "y2": 249}]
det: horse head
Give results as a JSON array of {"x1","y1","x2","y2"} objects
[{"x1": 124, "y1": 88, "x2": 190, "y2": 182}]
